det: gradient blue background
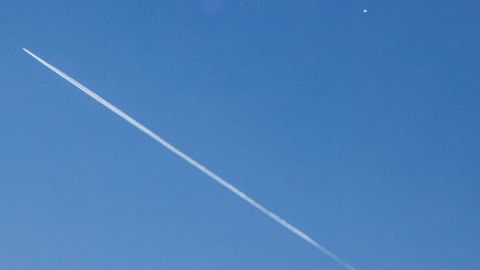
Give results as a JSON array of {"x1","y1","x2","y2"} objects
[{"x1": 1, "y1": 1, "x2": 479, "y2": 269}]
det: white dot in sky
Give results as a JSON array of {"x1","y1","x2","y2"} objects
[{"x1": 363, "y1": 9, "x2": 368, "y2": 13}]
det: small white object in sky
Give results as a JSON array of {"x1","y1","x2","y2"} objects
[
  {"x1": 22, "y1": 48, "x2": 357, "y2": 270},
  {"x1": 363, "y1": 9, "x2": 368, "y2": 13}
]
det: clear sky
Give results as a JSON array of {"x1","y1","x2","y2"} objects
[{"x1": 1, "y1": 1, "x2": 479, "y2": 269}]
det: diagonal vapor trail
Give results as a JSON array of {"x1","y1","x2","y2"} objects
[{"x1": 23, "y1": 48, "x2": 356, "y2": 270}]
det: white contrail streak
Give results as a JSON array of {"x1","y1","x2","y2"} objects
[{"x1": 23, "y1": 48, "x2": 356, "y2": 270}]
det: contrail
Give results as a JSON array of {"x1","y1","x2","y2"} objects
[{"x1": 22, "y1": 48, "x2": 356, "y2": 270}]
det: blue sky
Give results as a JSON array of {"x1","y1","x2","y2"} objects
[{"x1": 1, "y1": 1, "x2": 479, "y2": 269}]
